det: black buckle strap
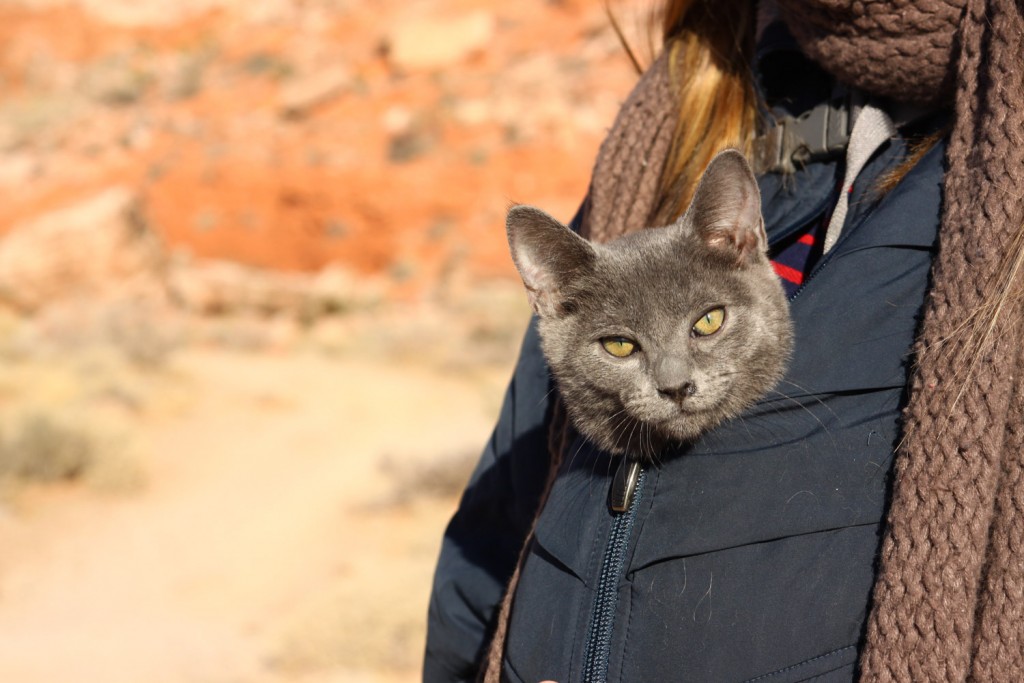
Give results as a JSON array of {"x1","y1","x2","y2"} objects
[{"x1": 752, "y1": 85, "x2": 864, "y2": 175}]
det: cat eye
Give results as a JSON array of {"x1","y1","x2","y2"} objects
[
  {"x1": 692, "y1": 308, "x2": 726, "y2": 337},
  {"x1": 601, "y1": 337, "x2": 637, "y2": 358}
]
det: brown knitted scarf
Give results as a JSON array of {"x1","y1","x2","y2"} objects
[{"x1": 578, "y1": 0, "x2": 1024, "y2": 680}]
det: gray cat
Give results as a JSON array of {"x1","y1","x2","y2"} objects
[{"x1": 506, "y1": 150, "x2": 793, "y2": 462}]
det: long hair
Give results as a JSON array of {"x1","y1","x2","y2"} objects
[{"x1": 652, "y1": 0, "x2": 760, "y2": 222}]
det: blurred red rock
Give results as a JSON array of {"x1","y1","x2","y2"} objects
[
  {"x1": 0, "y1": 186, "x2": 164, "y2": 312},
  {"x1": 0, "y1": 0, "x2": 646, "y2": 298}
]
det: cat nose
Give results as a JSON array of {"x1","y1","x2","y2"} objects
[
  {"x1": 658, "y1": 382, "x2": 696, "y2": 402},
  {"x1": 653, "y1": 356, "x2": 693, "y2": 401}
]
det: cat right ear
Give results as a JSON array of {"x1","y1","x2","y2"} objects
[
  {"x1": 684, "y1": 149, "x2": 767, "y2": 267},
  {"x1": 506, "y1": 205, "x2": 595, "y2": 317}
]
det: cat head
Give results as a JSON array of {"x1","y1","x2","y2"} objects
[{"x1": 507, "y1": 150, "x2": 792, "y2": 460}]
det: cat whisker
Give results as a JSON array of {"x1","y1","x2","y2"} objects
[
  {"x1": 637, "y1": 421, "x2": 649, "y2": 463},
  {"x1": 771, "y1": 380, "x2": 841, "y2": 423},
  {"x1": 606, "y1": 409, "x2": 630, "y2": 450},
  {"x1": 761, "y1": 388, "x2": 839, "y2": 455},
  {"x1": 645, "y1": 423, "x2": 653, "y2": 464},
  {"x1": 647, "y1": 423, "x2": 655, "y2": 466},
  {"x1": 604, "y1": 407, "x2": 632, "y2": 452},
  {"x1": 564, "y1": 427, "x2": 592, "y2": 477},
  {"x1": 648, "y1": 423, "x2": 663, "y2": 467},
  {"x1": 726, "y1": 411, "x2": 790, "y2": 449},
  {"x1": 622, "y1": 415, "x2": 639, "y2": 457},
  {"x1": 539, "y1": 384, "x2": 563, "y2": 409}
]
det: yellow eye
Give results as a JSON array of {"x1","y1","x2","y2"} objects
[
  {"x1": 601, "y1": 337, "x2": 637, "y2": 358},
  {"x1": 692, "y1": 308, "x2": 725, "y2": 336}
]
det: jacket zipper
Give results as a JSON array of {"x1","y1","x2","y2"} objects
[
  {"x1": 574, "y1": 183, "x2": 827, "y2": 683},
  {"x1": 581, "y1": 460, "x2": 646, "y2": 683},
  {"x1": 572, "y1": 188, "x2": 813, "y2": 682}
]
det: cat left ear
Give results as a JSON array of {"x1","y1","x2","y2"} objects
[
  {"x1": 683, "y1": 149, "x2": 767, "y2": 267},
  {"x1": 506, "y1": 205, "x2": 596, "y2": 317}
]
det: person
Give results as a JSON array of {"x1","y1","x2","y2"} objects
[{"x1": 424, "y1": 0, "x2": 1024, "y2": 681}]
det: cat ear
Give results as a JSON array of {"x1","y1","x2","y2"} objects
[
  {"x1": 683, "y1": 149, "x2": 767, "y2": 267},
  {"x1": 506, "y1": 205, "x2": 596, "y2": 317}
]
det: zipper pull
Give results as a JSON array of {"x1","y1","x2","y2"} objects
[{"x1": 609, "y1": 458, "x2": 642, "y2": 513}]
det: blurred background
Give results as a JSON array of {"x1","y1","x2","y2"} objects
[{"x1": 0, "y1": 0, "x2": 645, "y2": 681}]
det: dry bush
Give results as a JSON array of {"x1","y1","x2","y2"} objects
[
  {"x1": 0, "y1": 413, "x2": 143, "y2": 492},
  {"x1": 9, "y1": 296, "x2": 182, "y2": 371},
  {"x1": 376, "y1": 450, "x2": 478, "y2": 508},
  {"x1": 0, "y1": 414, "x2": 94, "y2": 483},
  {"x1": 101, "y1": 299, "x2": 182, "y2": 369}
]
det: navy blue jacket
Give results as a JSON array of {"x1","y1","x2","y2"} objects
[{"x1": 424, "y1": 122, "x2": 946, "y2": 682}]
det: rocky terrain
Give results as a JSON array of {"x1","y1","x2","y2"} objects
[
  {"x1": 0, "y1": 0, "x2": 645, "y2": 282},
  {"x1": 0, "y1": 0, "x2": 645, "y2": 681}
]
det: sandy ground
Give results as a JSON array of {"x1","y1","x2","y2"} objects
[{"x1": 0, "y1": 303, "x2": 524, "y2": 682}]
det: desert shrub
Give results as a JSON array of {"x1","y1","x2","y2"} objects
[
  {"x1": 102, "y1": 301, "x2": 181, "y2": 369},
  {"x1": 377, "y1": 450, "x2": 477, "y2": 507},
  {"x1": 0, "y1": 414, "x2": 94, "y2": 483}
]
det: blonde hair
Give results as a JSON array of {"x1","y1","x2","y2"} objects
[{"x1": 653, "y1": 0, "x2": 760, "y2": 222}]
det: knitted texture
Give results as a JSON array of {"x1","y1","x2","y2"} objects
[
  {"x1": 579, "y1": 49, "x2": 677, "y2": 243},
  {"x1": 971, "y1": 382, "x2": 1024, "y2": 681},
  {"x1": 775, "y1": 0, "x2": 966, "y2": 105},
  {"x1": 858, "y1": 0, "x2": 1024, "y2": 678}
]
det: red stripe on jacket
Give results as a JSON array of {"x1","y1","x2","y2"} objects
[{"x1": 772, "y1": 261, "x2": 804, "y2": 285}]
